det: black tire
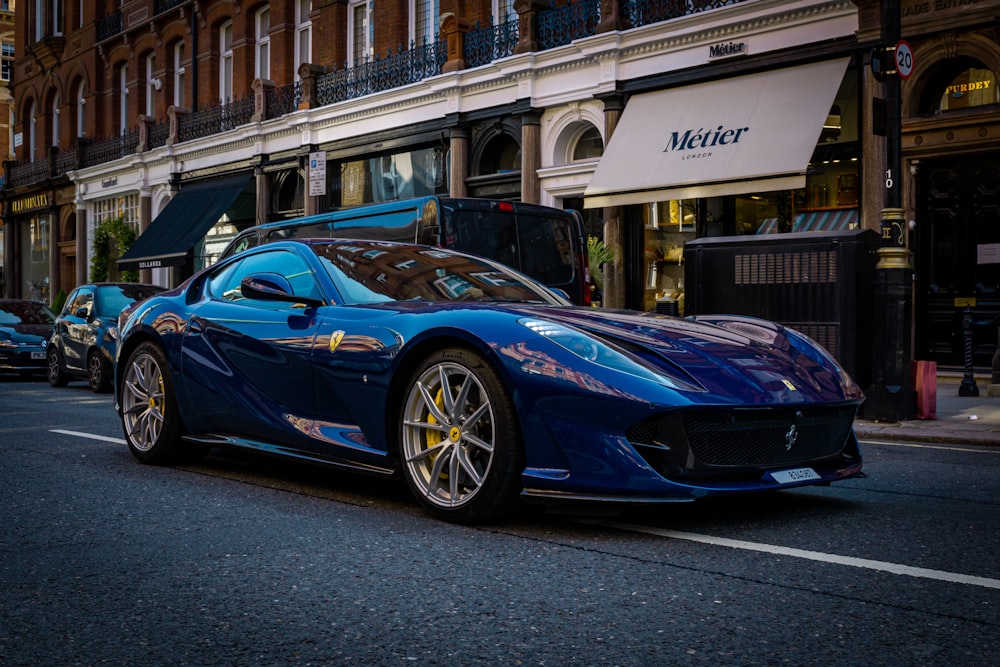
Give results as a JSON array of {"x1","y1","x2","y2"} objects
[
  {"x1": 399, "y1": 347, "x2": 523, "y2": 524},
  {"x1": 119, "y1": 341, "x2": 186, "y2": 464},
  {"x1": 87, "y1": 350, "x2": 112, "y2": 393},
  {"x1": 46, "y1": 347, "x2": 69, "y2": 387}
]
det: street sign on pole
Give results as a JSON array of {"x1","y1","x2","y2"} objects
[
  {"x1": 895, "y1": 40, "x2": 914, "y2": 80},
  {"x1": 308, "y1": 151, "x2": 327, "y2": 197}
]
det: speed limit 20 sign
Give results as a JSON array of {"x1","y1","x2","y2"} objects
[{"x1": 895, "y1": 40, "x2": 914, "y2": 80}]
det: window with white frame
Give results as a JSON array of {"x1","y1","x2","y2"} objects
[
  {"x1": 174, "y1": 42, "x2": 186, "y2": 108},
  {"x1": 92, "y1": 194, "x2": 141, "y2": 252},
  {"x1": 145, "y1": 53, "x2": 156, "y2": 117},
  {"x1": 75, "y1": 80, "x2": 86, "y2": 138},
  {"x1": 491, "y1": 0, "x2": 515, "y2": 22},
  {"x1": 1, "y1": 42, "x2": 14, "y2": 82},
  {"x1": 412, "y1": 0, "x2": 439, "y2": 46},
  {"x1": 28, "y1": 101, "x2": 37, "y2": 160},
  {"x1": 119, "y1": 63, "x2": 129, "y2": 135},
  {"x1": 295, "y1": 0, "x2": 312, "y2": 78},
  {"x1": 33, "y1": 0, "x2": 64, "y2": 40},
  {"x1": 51, "y1": 92, "x2": 60, "y2": 149},
  {"x1": 220, "y1": 21, "x2": 233, "y2": 103},
  {"x1": 255, "y1": 7, "x2": 271, "y2": 81},
  {"x1": 348, "y1": 1, "x2": 371, "y2": 66}
]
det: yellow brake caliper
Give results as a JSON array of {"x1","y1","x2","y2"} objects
[{"x1": 424, "y1": 387, "x2": 450, "y2": 479}]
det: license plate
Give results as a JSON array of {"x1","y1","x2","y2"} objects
[
  {"x1": 770, "y1": 467, "x2": 820, "y2": 484},
  {"x1": 30, "y1": 351, "x2": 45, "y2": 360}
]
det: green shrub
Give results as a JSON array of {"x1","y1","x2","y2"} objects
[{"x1": 90, "y1": 217, "x2": 138, "y2": 283}]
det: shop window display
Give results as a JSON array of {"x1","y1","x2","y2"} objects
[{"x1": 643, "y1": 200, "x2": 695, "y2": 314}]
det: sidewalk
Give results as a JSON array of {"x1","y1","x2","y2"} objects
[{"x1": 853, "y1": 372, "x2": 1000, "y2": 445}]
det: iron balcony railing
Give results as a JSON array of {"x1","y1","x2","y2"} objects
[
  {"x1": 538, "y1": 0, "x2": 601, "y2": 51},
  {"x1": 623, "y1": 0, "x2": 745, "y2": 30},
  {"x1": 178, "y1": 95, "x2": 256, "y2": 143},
  {"x1": 464, "y1": 16, "x2": 519, "y2": 68},
  {"x1": 315, "y1": 40, "x2": 448, "y2": 106}
]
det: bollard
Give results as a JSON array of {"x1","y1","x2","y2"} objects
[{"x1": 959, "y1": 307, "x2": 980, "y2": 397}]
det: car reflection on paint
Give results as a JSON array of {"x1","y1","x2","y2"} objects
[
  {"x1": 113, "y1": 239, "x2": 864, "y2": 524},
  {"x1": 48, "y1": 282, "x2": 165, "y2": 392},
  {"x1": 0, "y1": 299, "x2": 57, "y2": 378}
]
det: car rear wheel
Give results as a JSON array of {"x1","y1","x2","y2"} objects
[
  {"x1": 87, "y1": 350, "x2": 112, "y2": 393},
  {"x1": 400, "y1": 348, "x2": 523, "y2": 524},
  {"x1": 47, "y1": 348, "x2": 68, "y2": 387},
  {"x1": 120, "y1": 341, "x2": 185, "y2": 464}
]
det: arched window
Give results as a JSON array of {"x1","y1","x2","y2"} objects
[
  {"x1": 74, "y1": 80, "x2": 86, "y2": 138},
  {"x1": 119, "y1": 63, "x2": 129, "y2": 135},
  {"x1": 27, "y1": 100, "x2": 37, "y2": 160},
  {"x1": 919, "y1": 57, "x2": 999, "y2": 115},
  {"x1": 572, "y1": 126, "x2": 603, "y2": 161},
  {"x1": 51, "y1": 92, "x2": 60, "y2": 149},
  {"x1": 481, "y1": 134, "x2": 520, "y2": 174},
  {"x1": 145, "y1": 53, "x2": 156, "y2": 117}
]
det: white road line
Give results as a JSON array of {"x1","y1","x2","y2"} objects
[
  {"x1": 50, "y1": 429, "x2": 126, "y2": 445},
  {"x1": 587, "y1": 520, "x2": 1000, "y2": 590},
  {"x1": 859, "y1": 439, "x2": 1000, "y2": 454}
]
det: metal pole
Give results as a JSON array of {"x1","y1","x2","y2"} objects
[{"x1": 865, "y1": 0, "x2": 915, "y2": 421}]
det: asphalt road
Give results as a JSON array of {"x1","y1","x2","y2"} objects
[{"x1": 2, "y1": 377, "x2": 998, "y2": 666}]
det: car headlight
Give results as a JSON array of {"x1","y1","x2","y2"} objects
[
  {"x1": 107, "y1": 325, "x2": 119, "y2": 342},
  {"x1": 519, "y1": 318, "x2": 695, "y2": 390}
]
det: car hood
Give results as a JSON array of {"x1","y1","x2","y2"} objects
[
  {"x1": 502, "y1": 305, "x2": 863, "y2": 401},
  {"x1": 0, "y1": 323, "x2": 52, "y2": 343}
]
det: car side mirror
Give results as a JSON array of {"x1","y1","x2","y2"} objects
[
  {"x1": 240, "y1": 272, "x2": 323, "y2": 308},
  {"x1": 74, "y1": 307, "x2": 89, "y2": 319}
]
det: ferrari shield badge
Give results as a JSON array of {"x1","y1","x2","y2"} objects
[{"x1": 329, "y1": 330, "x2": 346, "y2": 353}]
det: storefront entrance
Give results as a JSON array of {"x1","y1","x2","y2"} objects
[{"x1": 915, "y1": 154, "x2": 1000, "y2": 368}]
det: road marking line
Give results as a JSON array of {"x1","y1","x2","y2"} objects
[
  {"x1": 587, "y1": 520, "x2": 1000, "y2": 590},
  {"x1": 50, "y1": 429, "x2": 126, "y2": 445},
  {"x1": 859, "y1": 439, "x2": 1000, "y2": 454}
]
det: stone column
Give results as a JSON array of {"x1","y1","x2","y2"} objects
[
  {"x1": 138, "y1": 188, "x2": 153, "y2": 285},
  {"x1": 449, "y1": 126, "x2": 469, "y2": 198},
  {"x1": 75, "y1": 194, "x2": 88, "y2": 287},
  {"x1": 48, "y1": 201, "x2": 60, "y2": 306},
  {"x1": 256, "y1": 166, "x2": 270, "y2": 226},
  {"x1": 513, "y1": 0, "x2": 549, "y2": 55},
  {"x1": 599, "y1": 93, "x2": 625, "y2": 309},
  {"x1": 520, "y1": 110, "x2": 541, "y2": 204}
]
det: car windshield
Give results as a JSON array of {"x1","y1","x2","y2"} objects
[
  {"x1": 96, "y1": 285, "x2": 164, "y2": 316},
  {"x1": 312, "y1": 242, "x2": 568, "y2": 306},
  {"x1": 0, "y1": 301, "x2": 56, "y2": 325}
]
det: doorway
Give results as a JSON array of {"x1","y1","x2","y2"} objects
[{"x1": 915, "y1": 154, "x2": 1000, "y2": 367}]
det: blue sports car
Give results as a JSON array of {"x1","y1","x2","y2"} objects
[{"x1": 114, "y1": 239, "x2": 864, "y2": 523}]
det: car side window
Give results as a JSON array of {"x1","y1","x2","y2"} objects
[
  {"x1": 208, "y1": 250, "x2": 323, "y2": 305},
  {"x1": 68, "y1": 288, "x2": 95, "y2": 318}
]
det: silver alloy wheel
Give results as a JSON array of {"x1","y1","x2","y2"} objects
[
  {"x1": 121, "y1": 350, "x2": 166, "y2": 452},
  {"x1": 402, "y1": 361, "x2": 496, "y2": 509},
  {"x1": 88, "y1": 352, "x2": 106, "y2": 392}
]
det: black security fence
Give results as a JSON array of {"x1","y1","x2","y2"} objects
[{"x1": 684, "y1": 229, "x2": 882, "y2": 393}]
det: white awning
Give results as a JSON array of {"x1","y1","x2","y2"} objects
[{"x1": 584, "y1": 59, "x2": 850, "y2": 209}]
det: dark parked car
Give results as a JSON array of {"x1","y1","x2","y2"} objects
[
  {"x1": 0, "y1": 299, "x2": 56, "y2": 378},
  {"x1": 49, "y1": 282, "x2": 165, "y2": 392},
  {"x1": 115, "y1": 239, "x2": 864, "y2": 524}
]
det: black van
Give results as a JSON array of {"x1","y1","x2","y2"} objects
[{"x1": 219, "y1": 197, "x2": 591, "y2": 305}]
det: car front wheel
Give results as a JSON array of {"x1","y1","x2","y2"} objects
[
  {"x1": 120, "y1": 341, "x2": 185, "y2": 464},
  {"x1": 87, "y1": 350, "x2": 112, "y2": 393},
  {"x1": 400, "y1": 348, "x2": 523, "y2": 524},
  {"x1": 47, "y1": 347, "x2": 68, "y2": 387}
]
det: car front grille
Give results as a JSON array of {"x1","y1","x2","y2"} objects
[{"x1": 626, "y1": 405, "x2": 858, "y2": 475}]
